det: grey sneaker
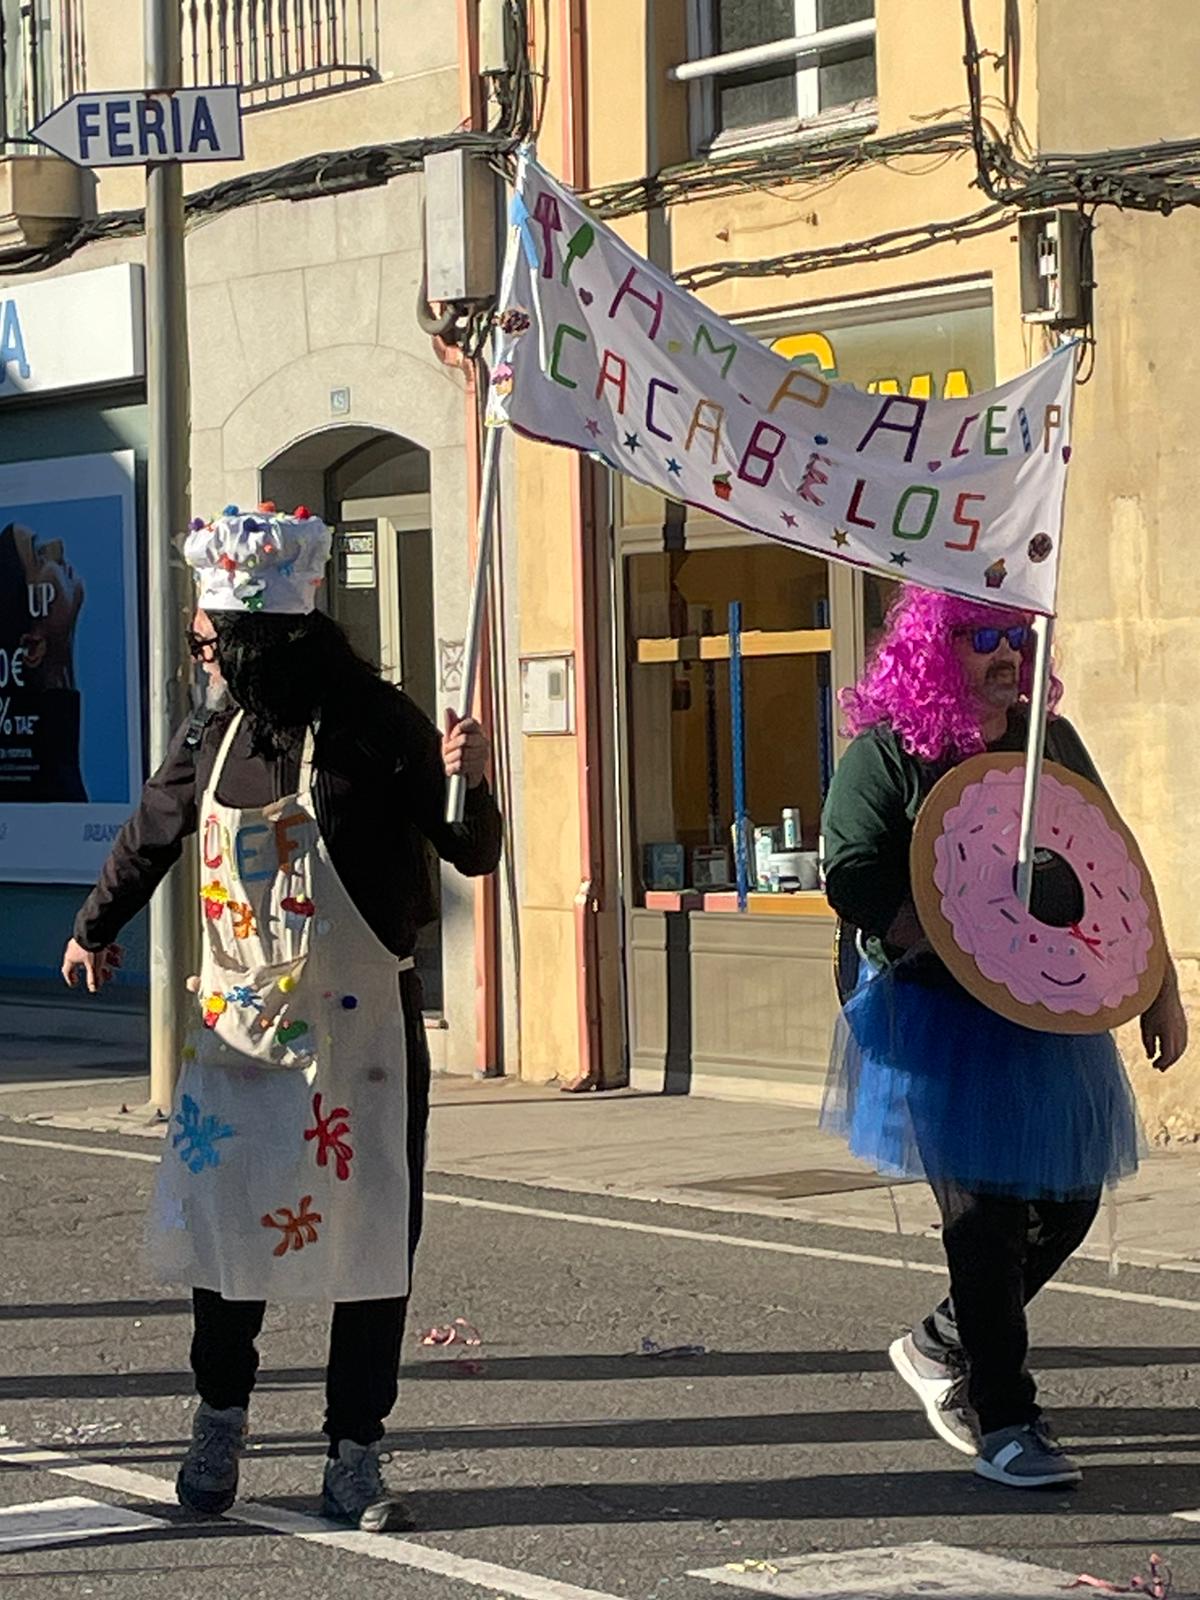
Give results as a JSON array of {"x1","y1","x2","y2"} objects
[
  {"x1": 888, "y1": 1333, "x2": 980, "y2": 1457},
  {"x1": 975, "y1": 1421, "x2": 1082, "y2": 1488},
  {"x1": 176, "y1": 1402, "x2": 247, "y2": 1515},
  {"x1": 322, "y1": 1440, "x2": 413, "y2": 1532}
]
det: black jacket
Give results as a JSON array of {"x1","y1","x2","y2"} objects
[{"x1": 74, "y1": 678, "x2": 503, "y2": 959}]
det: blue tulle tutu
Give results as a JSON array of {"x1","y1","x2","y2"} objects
[{"x1": 820, "y1": 962, "x2": 1142, "y2": 1199}]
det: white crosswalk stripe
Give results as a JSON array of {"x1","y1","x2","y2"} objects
[
  {"x1": 0, "y1": 1494, "x2": 167, "y2": 1553},
  {"x1": 0, "y1": 1440, "x2": 631, "y2": 1600}
]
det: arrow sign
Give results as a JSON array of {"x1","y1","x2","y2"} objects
[{"x1": 31, "y1": 87, "x2": 243, "y2": 167}]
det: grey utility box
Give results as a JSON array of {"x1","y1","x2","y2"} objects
[{"x1": 423, "y1": 149, "x2": 498, "y2": 305}]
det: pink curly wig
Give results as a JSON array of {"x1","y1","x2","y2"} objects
[{"x1": 840, "y1": 585, "x2": 1063, "y2": 764}]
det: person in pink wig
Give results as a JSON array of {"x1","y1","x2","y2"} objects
[{"x1": 820, "y1": 584, "x2": 1186, "y2": 1489}]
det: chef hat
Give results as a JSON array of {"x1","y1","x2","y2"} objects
[{"x1": 184, "y1": 504, "x2": 332, "y2": 615}]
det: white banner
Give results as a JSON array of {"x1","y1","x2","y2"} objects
[{"x1": 490, "y1": 154, "x2": 1075, "y2": 616}]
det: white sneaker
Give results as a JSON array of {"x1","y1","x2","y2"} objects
[{"x1": 888, "y1": 1333, "x2": 980, "y2": 1457}]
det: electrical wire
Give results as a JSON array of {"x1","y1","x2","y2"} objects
[
  {"x1": 6, "y1": 0, "x2": 1198, "y2": 319},
  {"x1": 675, "y1": 201, "x2": 1011, "y2": 291},
  {"x1": 583, "y1": 121, "x2": 975, "y2": 220},
  {"x1": 1, "y1": 0, "x2": 538, "y2": 278}
]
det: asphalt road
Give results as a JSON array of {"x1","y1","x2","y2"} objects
[{"x1": 1, "y1": 1120, "x2": 1199, "y2": 1600}]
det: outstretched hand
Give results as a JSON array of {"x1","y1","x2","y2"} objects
[
  {"x1": 443, "y1": 710, "x2": 490, "y2": 790},
  {"x1": 61, "y1": 938, "x2": 123, "y2": 994}
]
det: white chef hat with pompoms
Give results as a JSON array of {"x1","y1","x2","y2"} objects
[{"x1": 184, "y1": 503, "x2": 332, "y2": 615}]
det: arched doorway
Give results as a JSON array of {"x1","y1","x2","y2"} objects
[{"x1": 260, "y1": 426, "x2": 443, "y2": 1012}]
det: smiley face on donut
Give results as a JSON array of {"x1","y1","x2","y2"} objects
[{"x1": 911, "y1": 755, "x2": 1166, "y2": 1034}]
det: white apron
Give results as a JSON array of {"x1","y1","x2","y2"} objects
[{"x1": 148, "y1": 713, "x2": 411, "y2": 1302}]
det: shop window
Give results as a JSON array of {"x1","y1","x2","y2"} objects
[
  {"x1": 626, "y1": 544, "x2": 831, "y2": 897},
  {"x1": 681, "y1": 0, "x2": 877, "y2": 154},
  {"x1": 619, "y1": 288, "x2": 997, "y2": 909}
]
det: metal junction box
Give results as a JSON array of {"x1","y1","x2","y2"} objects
[{"x1": 422, "y1": 149, "x2": 498, "y2": 305}]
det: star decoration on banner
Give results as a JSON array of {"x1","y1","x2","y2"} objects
[
  {"x1": 623, "y1": 432, "x2": 642, "y2": 453},
  {"x1": 780, "y1": 511, "x2": 798, "y2": 528},
  {"x1": 666, "y1": 458, "x2": 683, "y2": 477},
  {"x1": 889, "y1": 550, "x2": 911, "y2": 566},
  {"x1": 830, "y1": 528, "x2": 850, "y2": 548},
  {"x1": 585, "y1": 418, "x2": 602, "y2": 438}
]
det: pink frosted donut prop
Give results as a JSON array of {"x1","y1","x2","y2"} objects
[{"x1": 910, "y1": 753, "x2": 1166, "y2": 1035}]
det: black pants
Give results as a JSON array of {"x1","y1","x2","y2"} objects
[
  {"x1": 912, "y1": 1178, "x2": 1101, "y2": 1436},
  {"x1": 190, "y1": 970, "x2": 431, "y2": 1450}
]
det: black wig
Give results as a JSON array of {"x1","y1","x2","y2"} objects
[{"x1": 209, "y1": 609, "x2": 379, "y2": 753}]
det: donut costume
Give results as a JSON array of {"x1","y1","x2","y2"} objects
[{"x1": 912, "y1": 755, "x2": 1166, "y2": 1035}]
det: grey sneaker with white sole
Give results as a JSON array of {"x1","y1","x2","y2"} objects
[
  {"x1": 322, "y1": 1440, "x2": 414, "y2": 1532},
  {"x1": 888, "y1": 1333, "x2": 980, "y2": 1457},
  {"x1": 975, "y1": 1421, "x2": 1082, "y2": 1488}
]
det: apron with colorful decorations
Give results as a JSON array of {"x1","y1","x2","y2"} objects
[{"x1": 148, "y1": 713, "x2": 411, "y2": 1302}]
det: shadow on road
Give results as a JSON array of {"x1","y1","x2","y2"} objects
[{"x1": 2, "y1": 1344, "x2": 1199, "y2": 1401}]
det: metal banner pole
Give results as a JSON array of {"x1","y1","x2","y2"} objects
[
  {"x1": 446, "y1": 421, "x2": 502, "y2": 825},
  {"x1": 729, "y1": 600, "x2": 750, "y2": 911},
  {"x1": 145, "y1": 0, "x2": 194, "y2": 1109},
  {"x1": 444, "y1": 149, "x2": 525, "y2": 826},
  {"x1": 1015, "y1": 613, "x2": 1055, "y2": 908}
]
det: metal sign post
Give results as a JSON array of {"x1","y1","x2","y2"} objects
[{"x1": 143, "y1": 0, "x2": 195, "y2": 1110}]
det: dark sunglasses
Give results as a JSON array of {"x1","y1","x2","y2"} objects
[
  {"x1": 960, "y1": 624, "x2": 1030, "y2": 655},
  {"x1": 187, "y1": 629, "x2": 218, "y2": 661}
]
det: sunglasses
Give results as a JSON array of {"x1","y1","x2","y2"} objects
[
  {"x1": 960, "y1": 624, "x2": 1030, "y2": 655},
  {"x1": 187, "y1": 629, "x2": 218, "y2": 662}
]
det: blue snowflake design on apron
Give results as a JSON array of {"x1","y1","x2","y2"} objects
[{"x1": 172, "y1": 1093, "x2": 235, "y2": 1174}]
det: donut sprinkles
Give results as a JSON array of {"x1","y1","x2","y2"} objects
[{"x1": 930, "y1": 764, "x2": 1155, "y2": 1018}]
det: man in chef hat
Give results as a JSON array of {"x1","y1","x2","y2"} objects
[{"x1": 62, "y1": 503, "x2": 501, "y2": 1531}]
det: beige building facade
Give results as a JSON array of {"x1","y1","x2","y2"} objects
[
  {"x1": 0, "y1": 0, "x2": 517, "y2": 1077},
  {"x1": 511, "y1": 0, "x2": 1200, "y2": 1135}
]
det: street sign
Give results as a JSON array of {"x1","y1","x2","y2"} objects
[{"x1": 31, "y1": 87, "x2": 243, "y2": 168}]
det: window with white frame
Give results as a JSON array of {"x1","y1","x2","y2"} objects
[{"x1": 678, "y1": 0, "x2": 877, "y2": 153}]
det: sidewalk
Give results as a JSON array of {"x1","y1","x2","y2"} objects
[{"x1": 2, "y1": 1061, "x2": 1199, "y2": 1277}]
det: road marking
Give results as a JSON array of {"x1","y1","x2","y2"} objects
[
  {"x1": 692, "y1": 1542, "x2": 1075, "y2": 1598},
  {"x1": 0, "y1": 1076, "x2": 139, "y2": 1096},
  {"x1": 0, "y1": 1493, "x2": 166, "y2": 1552},
  {"x1": 3, "y1": 1131, "x2": 1200, "y2": 1315},
  {"x1": 0, "y1": 1441, "x2": 631, "y2": 1600},
  {"x1": 0, "y1": 1133, "x2": 159, "y2": 1164},
  {"x1": 425, "y1": 1192, "x2": 1200, "y2": 1314}
]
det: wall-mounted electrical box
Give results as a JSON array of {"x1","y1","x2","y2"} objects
[
  {"x1": 1019, "y1": 210, "x2": 1088, "y2": 328},
  {"x1": 423, "y1": 149, "x2": 498, "y2": 304},
  {"x1": 521, "y1": 653, "x2": 575, "y2": 736},
  {"x1": 478, "y1": 0, "x2": 512, "y2": 75}
]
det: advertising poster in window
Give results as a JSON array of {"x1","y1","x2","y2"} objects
[{"x1": 0, "y1": 451, "x2": 141, "y2": 882}]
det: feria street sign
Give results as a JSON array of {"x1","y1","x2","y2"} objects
[{"x1": 31, "y1": 87, "x2": 243, "y2": 168}]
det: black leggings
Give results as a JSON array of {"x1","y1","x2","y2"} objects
[
  {"x1": 190, "y1": 970, "x2": 430, "y2": 1449},
  {"x1": 913, "y1": 1177, "x2": 1101, "y2": 1435}
]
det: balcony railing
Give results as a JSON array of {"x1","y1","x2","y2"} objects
[
  {"x1": 1, "y1": 0, "x2": 87, "y2": 151},
  {"x1": 183, "y1": 1, "x2": 380, "y2": 111}
]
